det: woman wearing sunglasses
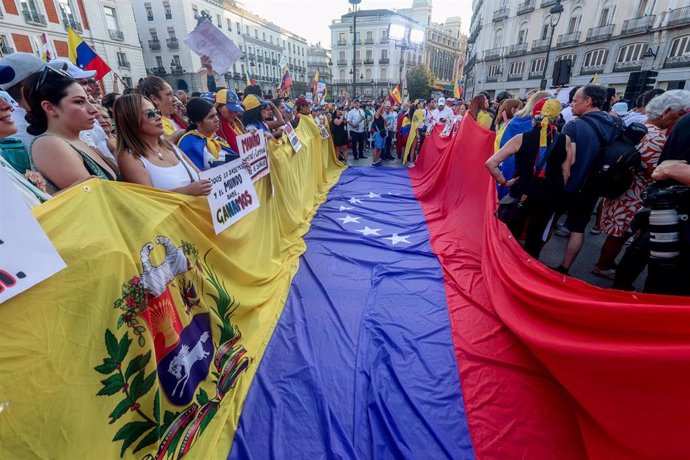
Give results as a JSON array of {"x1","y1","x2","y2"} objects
[
  {"x1": 25, "y1": 67, "x2": 118, "y2": 195},
  {"x1": 114, "y1": 93, "x2": 211, "y2": 196},
  {"x1": 485, "y1": 98, "x2": 573, "y2": 258},
  {"x1": 136, "y1": 75, "x2": 187, "y2": 144}
]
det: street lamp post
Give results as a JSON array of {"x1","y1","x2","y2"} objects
[
  {"x1": 349, "y1": 0, "x2": 361, "y2": 99},
  {"x1": 389, "y1": 24, "x2": 424, "y2": 101},
  {"x1": 540, "y1": 0, "x2": 564, "y2": 90}
]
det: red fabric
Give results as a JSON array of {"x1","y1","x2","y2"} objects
[{"x1": 410, "y1": 118, "x2": 690, "y2": 459}]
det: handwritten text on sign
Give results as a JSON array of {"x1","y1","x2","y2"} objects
[
  {"x1": 0, "y1": 168, "x2": 66, "y2": 304},
  {"x1": 237, "y1": 132, "x2": 270, "y2": 182},
  {"x1": 282, "y1": 123, "x2": 302, "y2": 154},
  {"x1": 200, "y1": 158, "x2": 260, "y2": 234}
]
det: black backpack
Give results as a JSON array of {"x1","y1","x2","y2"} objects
[{"x1": 580, "y1": 116, "x2": 647, "y2": 199}]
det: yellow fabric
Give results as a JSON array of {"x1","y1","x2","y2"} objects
[
  {"x1": 162, "y1": 116, "x2": 176, "y2": 136},
  {"x1": 403, "y1": 109, "x2": 425, "y2": 164},
  {"x1": 494, "y1": 121, "x2": 508, "y2": 152},
  {"x1": 477, "y1": 110, "x2": 492, "y2": 129},
  {"x1": 0, "y1": 116, "x2": 344, "y2": 459},
  {"x1": 179, "y1": 129, "x2": 225, "y2": 159},
  {"x1": 66, "y1": 28, "x2": 82, "y2": 66},
  {"x1": 540, "y1": 99, "x2": 562, "y2": 147}
]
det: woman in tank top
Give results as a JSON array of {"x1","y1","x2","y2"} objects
[
  {"x1": 114, "y1": 93, "x2": 211, "y2": 196},
  {"x1": 25, "y1": 66, "x2": 118, "y2": 195}
]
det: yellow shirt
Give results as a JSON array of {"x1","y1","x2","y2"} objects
[
  {"x1": 477, "y1": 110, "x2": 492, "y2": 129},
  {"x1": 162, "y1": 117, "x2": 183, "y2": 136}
]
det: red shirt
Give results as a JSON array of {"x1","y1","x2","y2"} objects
[{"x1": 217, "y1": 118, "x2": 245, "y2": 153}]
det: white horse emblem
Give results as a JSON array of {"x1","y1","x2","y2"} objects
[{"x1": 168, "y1": 331, "x2": 211, "y2": 398}]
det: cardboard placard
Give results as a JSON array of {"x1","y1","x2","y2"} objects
[
  {"x1": 282, "y1": 123, "x2": 302, "y2": 153},
  {"x1": 237, "y1": 131, "x2": 270, "y2": 182}
]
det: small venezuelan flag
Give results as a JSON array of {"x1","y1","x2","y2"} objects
[{"x1": 67, "y1": 27, "x2": 111, "y2": 80}]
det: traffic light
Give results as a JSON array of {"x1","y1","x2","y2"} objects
[
  {"x1": 624, "y1": 71, "x2": 658, "y2": 102},
  {"x1": 640, "y1": 70, "x2": 658, "y2": 93}
]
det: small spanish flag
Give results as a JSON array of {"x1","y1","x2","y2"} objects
[
  {"x1": 453, "y1": 79, "x2": 463, "y2": 99},
  {"x1": 67, "y1": 27, "x2": 111, "y2": 80},
  {"x1": 389, "y1": 84, "x2": 402, "y2": 105},
  {"x1": 312, "y1": 70, "x2": 320, "y2": 95}
]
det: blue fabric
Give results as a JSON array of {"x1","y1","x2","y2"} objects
[
  {"x1": 373, "y1": 131, "x2": 386, "y2": 149},
  {"x1": 75, "y1": 42, "x2": 97, "y2": 69},
  {"x1": 498, "y1": 116, "x2": 533, "y2": 198},
  {"x1": 229, "y1": 167, "x2": 475, "y2": 459}
]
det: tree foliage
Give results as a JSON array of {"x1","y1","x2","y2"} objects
[{"x1": 406, "y1": 66, "x2": 435, "y2": 101}]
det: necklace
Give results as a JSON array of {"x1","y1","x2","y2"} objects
[{"x1": 155, "y1": 148, "x2": 164, "y2": 160}]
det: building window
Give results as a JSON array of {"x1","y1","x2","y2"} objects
[
  {"x1": 583, "y1": 49, "x2": 608, "y2": 67},
  {"x1": 540, "y1": 22, "x2": 550, "y2": 40},
  {"x1": 530, "y1": 58, "x2": 545, "y2": 73},
  {"x1": 339, "y1": 51, "x2": 345, "y2": 60},
  {"x1": 172, "y1": 55, "x2": 181, "y2": 66},
  {"x1": 216, "y1": 14, "x2": 221, "y2": 27},
  {"x1": 116, "y1": 51, "x2": 129, "y2": 68},
  {"x1": 236, "y1": 22, "x2": 240, "y2": 33},
  {"x1": 163, "y1": 1, "x2": 172, "y2": 20},
  {"x1": 149, "y1": 28, "x2": 158, "y2": 40},
  {"x1": 226, "y1": 18, "x2": 231, "y2": 31},
  {"x1": 155, "y1": 56, "x2": 163, "y2": 68},
  {"x1": 509, "y1": 61, "x2": 524, "y2": 76},
  {"x1": 262, "y1": 32, "x2": 266, "y2": 41},
  {"x1": 122, "y1": 76, "x2": 132, "y2": 87},
  {"x1": 598, "y1": 6, "x2": 612, "y2": 26},
  {"x1": 254, "y1": 29, "x2": 258, "y2": 38},
  {"x1": 517, "y1": 22, "x2": 528, "y2": 44},
  {"x1": 381, "y1": 49, "x2": 388, "y2": 59},
  {"x1": 616, "y1": 43, "x2": 648, "y2": 63},
  {"x1": 246, "y1": 25, "x2": 250, "y2": 35},
  {"x1": 144, "y1": 2, "x2": 153, "y2": 21},
  {"x1": 167, "y1": 27, "x2": 175, "y2": 39},
  {"x1": 669, "y1": 35, "x2": 690, "y2": 58},
  {"x1": 487, "y1": 64, "x2": 501, "y2": 77},
  {"x1": 636, "y1": 0, "x2": 649, "y2": 18},
  {"x1": 339, "y1": 69, "x2": 346, "y2": 80},
  {"x1": 567, "y1": 7, "x2": 582, "y2": 34},
  {"x1": 104, "y1": 5, "x2": 119, "y2": 31},
  {"x1": 381, "y1": 67, "x2": 387, "y2": 80}
]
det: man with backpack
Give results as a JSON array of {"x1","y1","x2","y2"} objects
[{"x1": 553, "y1": 85, "x2": 620, "y2": 275}]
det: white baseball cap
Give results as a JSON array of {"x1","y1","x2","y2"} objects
[
  {"x1": 48, "y1": 58, "x2": 96, "y2": 79},
  {"x1": 0, "y1": 52, "x2": 47, "y2": 90},
  {"x1": 438, "y1": 97, "x2": 446, "y2": 105}
]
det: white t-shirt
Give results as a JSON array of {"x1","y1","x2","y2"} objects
[
  {"x1": 10, "y1": 106, "x2": 35, "y2": 151},
  {"x1": 624, "y1": 111, "x2": 647, "y2": 126},
  {"x1": 80, "y1": 123, "x2": 116, "y2": 165},
  {"x1": 346, "y1": 108, "x2": 366, "y2": 133},
  {"x1": 561, "y1": 106, "x2": 576, "y2": 124},
  {"x1": 433, "y1": 107, "x2": 454, "y2": 123}
]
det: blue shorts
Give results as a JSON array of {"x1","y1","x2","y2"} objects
[{"x1": 374, "y1": 131, "x2": 386, "y2": 149}]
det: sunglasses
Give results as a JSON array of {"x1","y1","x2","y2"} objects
[
  {"x1": 35, "y1": 66, "x2": 71, "y2": 90},
  {"x1": 143, "y1": 109, "x2": 162, "y2": 120}
]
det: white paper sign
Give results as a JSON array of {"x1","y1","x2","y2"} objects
[
  {"x1": 237, "y1": 131, "x2": 270, "y2": 182},
  {"x1": 184, "y1": 19, "x2": 242, "y2": 75},
  {"x1": 200, "y1": 158, "x2": 260, "y2": 234},
  {"x1": 0, "y1": 168, "x2": 66, "y2": 304},
  {"x1": 316, "y1": 116, "x2": 330, "y2": 139},
  {"x1": 305, "y1": 92, "x2": 313, "y2": 103},
  {"x1": 317, "y1": 82, "x2": 326, "y2": 95},
  {"x1": 282, "y1": 123, "x2": 302, "y2": 153}
]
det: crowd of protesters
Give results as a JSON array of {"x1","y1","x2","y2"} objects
[
  {"x1": 484, "y1": 84, "x2": 690, "y2": 296},
  {"x1": 1, "y1": 50, "x2": 688, "y2": 296}
]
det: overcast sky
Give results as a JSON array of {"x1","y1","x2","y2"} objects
[{"x1": 238, "y1": 0, "x2": 473, "y2": 47}]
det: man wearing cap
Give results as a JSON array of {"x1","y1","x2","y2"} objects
[
  {"x1": 433, "y1": 97, "x2": 454, "y2": 125},
  {"x1": 0, "y1": 53, "x2": 47, "y2": 151},
  {"x1": 47, "y1": 58, "x2": 116, "y2": 166},
  {"x1": 215, "y1": 89, "x2": 245, "y2": 152},
  {"x1": 295, "y1": 96, "x2": 311, "y2": 126},
  {"x1": 346, "y1": 99, "x2": 367, "y2": 160}
]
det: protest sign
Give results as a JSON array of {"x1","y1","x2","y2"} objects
[
  {"x1": 184, "y1": 19, "x2": 242, "y2": 75},
  {"x1": 200, "y1": 158, "x2": 260, "y2": 234},
  {"x1": 317, "y1": 82, "x2": 326, "y2": 95},
  {"x1": 0, "y1": 168, "x2": 66, "y2": 304},
  {"x1": 316, "y1": 116, "x2": 330, "y2": 139},
  {"x1": 440, "y1": 121, "x2": 453, "y2": 138},
  {"x1": 237, "y1": 131, "x2": 270, "y2": 182},
  {"x1": 282, "y1": 123, "x2": 303, "y2": 153},
  {"x1": 305, "y1": 92, "x2": 313, "y2": 103}
]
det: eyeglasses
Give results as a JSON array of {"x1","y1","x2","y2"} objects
[
  {"x1": 143, "y1": 109, "x2": 162, "y2": 120},
  {"x1": 35, "y1": 66, "x2": 71, "y2": 91}
]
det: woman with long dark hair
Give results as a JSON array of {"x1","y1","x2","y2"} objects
[
  {"x1": 177, "y1": 97, "x2": 239, "y2": 171},
  {"x1": 115, "y1": 93, "x2": 211, "y2": 196},
  {"x1": 241, "y1": 94, "x2": 271, "y2": 132},
  {"x1": 468, "y1": 94, "x2": 492, "y2": 128},
  {"x1": 136, "y1": 75, "x2": 187, "y2": 143},
  {"x1": 25, "y1": 67, "x2": 117, "y2": 194}
]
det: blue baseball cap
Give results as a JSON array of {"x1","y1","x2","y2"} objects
[{"x1": 216, "y1": 89, "x2": 243, "y2": 112}]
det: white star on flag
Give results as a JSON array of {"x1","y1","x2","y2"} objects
[
  {"x1": 384, "y1": 234, "x2": 411, "y2": 245},
  {"x1": 337, "y1": 215, "x2": 360, "y2": 224},
  {"x1": 349, "y1": 197, "x2": 363, "y2": 204},
  {"x1": 366, "y1": 192, "x2": 382, "y2": 198},
  {"x1": 355, "y1": 226, "x2": 381, "y2": 236},
  {"x1": 339, "y1": 205, "x2": 354, "y2": 211}
]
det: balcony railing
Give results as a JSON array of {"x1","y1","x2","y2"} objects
[
  {"x1": 532, "y1": 38, "x2": 551, "y2": 52},
  {"x1": 508, "y1": 43, "x2": 527, "y2": 57},
  {"x1": 364, "y1": 59, "x2": 374, "y2": 64},
  {"x1": 517, "y1": 0, "x2": 535, "y2": 16},
  {"x1": 0, "y1": 45, "x2": 15, "y2": 55},
  {"x1": 528, "y1": 71, "x2": 542, "y2": 79},
  {"x1": 580, "y1": 64, "x2": 605, "y2": 75},
  {"x1": 484, "y1": 47, "x2": 503, "y2": 60},
  {"x1": 364, "y1": 38, "x2": 374, "y2": 44},
  {"x1": 557, "y1": 31, "x2": 581, "y2": 47},
  {"x1": 63, "y1": 17, "x2": 82, "y2": 33},
  {"x1": 22, "y1": 9, "x2": 47, "y2": 25},
  {"x1": 148, "y1": 39, "x2": 161, "y2": 50},
  {"x1": 171, "y1": 64, "x2": 185, "y2": 75},
  {"x1": 622, "y1": 15, "x2": 656, "y2": 35},
  {"x1": 613, "y1": 60, "x2": 643, "y2": 72},
  {"x1": 272, "y1": 59, "x2": 277, "y2": 65},
  {"x1": 664, "y1": 54, "x2": 690, "y2": 69},
  {"x1": 337, "y1": 60, "x2": 347, "y2": 66},
  {"x1": 468, "y1": 25, "x2": 480, "y2": 44},
  {"x1": 380, "y1": 38, "x2": 389, "y2": 44},
  {"x1": 379, "y1": 57, "x2": 390, "y2": 64},
  {"x1": 587, "y1": 24, "x2": 614, "y2": 42},
  {"x1": 109, "y1": 29, "x2": 124, "y2": 41},
  {"x1": 486, "y1": 74, "x2": 499, "y2": 83},
  {"x1": 257, "y1": 55, "x2": 264, "y2": 62},
  {"x1": 667, "y1": 6, "x2": 690, "y2": 27},
  {"x1": 540, "y1": 0, "x2": 556, "y2": 7},
  {"x1": 493, "y1": 8, "x2": 509, "y2": 22},
  {"x1": 166, "y1": 38, "x2": 179, "y2": 49},
  {"x1": 508, "y1": 73, "x2": 524, "y2": 81},
  {"x1": 337, "y1": 39, "x2": 347, "y2": 45},
  {"x1": 151, "y1": 67, "x2": 166, "y2": 75}
]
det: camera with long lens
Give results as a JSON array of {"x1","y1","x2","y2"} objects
[{"x1": 642, "y1": 185, "x2": 690, "y2": 260}]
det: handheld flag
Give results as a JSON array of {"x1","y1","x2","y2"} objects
[
  {"x1": 589, "y1": 73, "x2": 598, "y2": 84},
  {"x1": 453, "y1": 79, "x2": 463, "y2": 99},
  {"x1": 389, "y1": 84, "x2": 402, "y2": 105},
  {"x1": 279, "y1": 67, "x2": 292, "y2": 95},
  {"x1": 312, "y1": 70, "x2": 320, "y2": 95},
  {"x1": 67, "y1": 27, "x2": 111, "y2": 80},
  {"x1": 246, "y1": 69, "x2": 256, "y2": 86}
]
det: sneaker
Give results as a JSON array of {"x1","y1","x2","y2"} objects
[
  {"x1": 372, "y1": 161, "x2": 383, "y2": 167},
  {"x1": 592, "y1": 266, "x2": 616, "y2": 280},
  {"x1": 407, "y1": 162, "x2": 416, "y2": 168},
  {"x1": 590, "y1": 226, "x2": 601, "y2": 235},
  {"x1": 555, "y1": 225, "x2": 570, "y2": 237}
]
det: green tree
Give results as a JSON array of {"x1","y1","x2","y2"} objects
[
  {"x1": 406, "y1": 66, "x2": 435, "y2": 101},
  {"x1": 291, "y1": 81, "x2": 310, "y2": 97}
]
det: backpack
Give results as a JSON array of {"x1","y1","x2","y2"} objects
[{"x1": 580, "y1": 116, "x2": 647, "y2": 199}]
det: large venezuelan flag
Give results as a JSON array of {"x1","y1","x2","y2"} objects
[
  {"x1": 67, "y1": 27, "x2": 111, "y2": 80},
  {"x1": 2, "y1": 114, "x2": 690, "y2": 459}
]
